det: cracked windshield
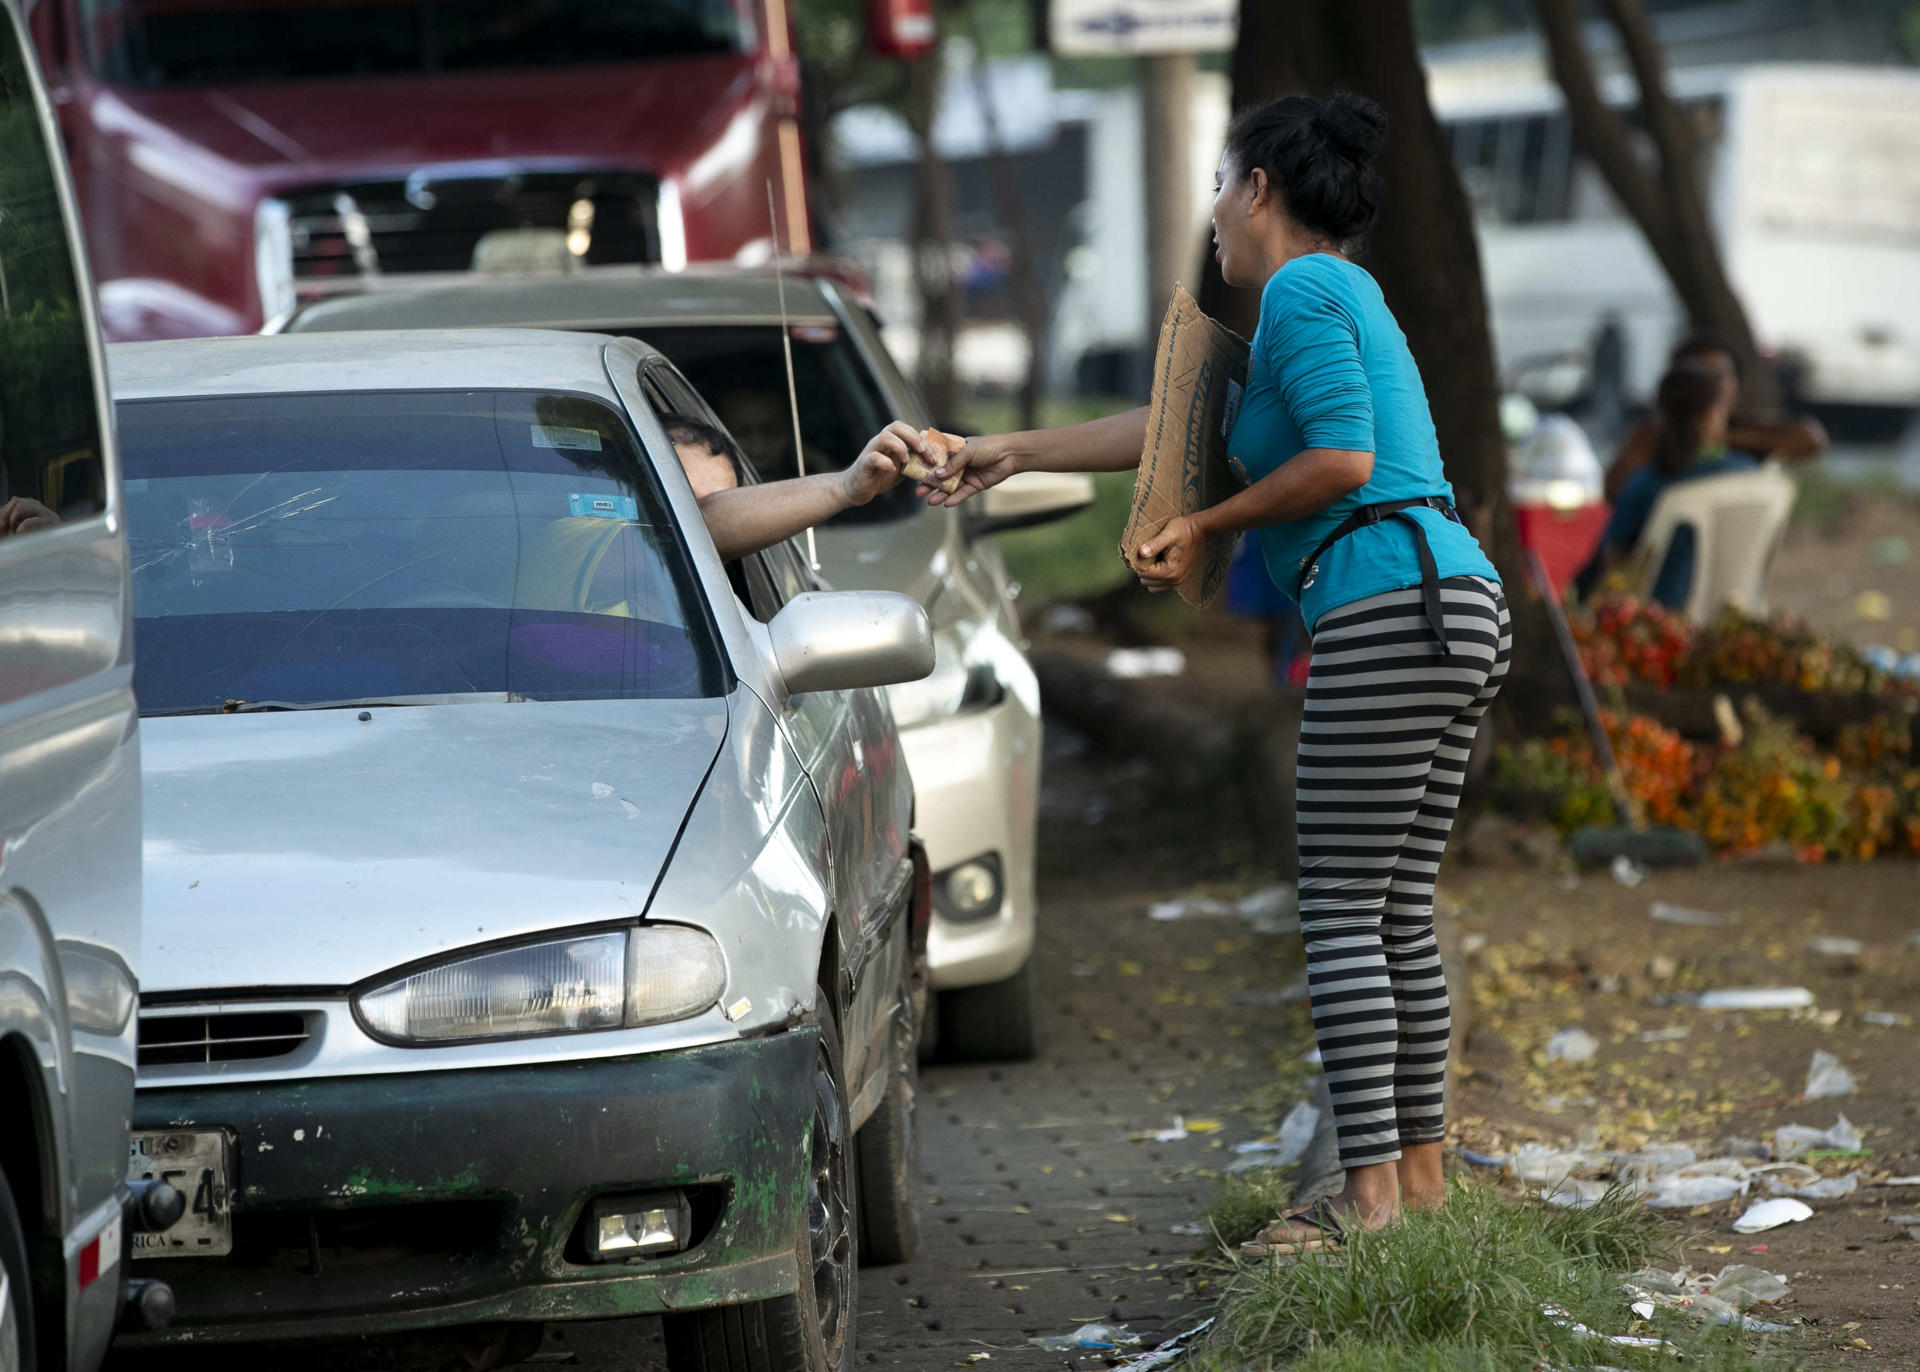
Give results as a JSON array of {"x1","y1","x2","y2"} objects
[{"x1": 120, "y1": 389, "x2": 721, "y2": 713}]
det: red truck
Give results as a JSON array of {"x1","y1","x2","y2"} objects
[{"x1": 22, "y1": 0, "x2": 930, "y2": 340}]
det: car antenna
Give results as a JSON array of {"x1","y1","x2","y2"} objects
[{"x1": 768, "y1": 179, "x2": 820, "y2": 573}]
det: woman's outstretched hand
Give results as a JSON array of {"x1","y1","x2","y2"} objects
[
  {"x1": 1135, "y1": 514, "x2": 1204, "y2": 593},
  {"x1": 917, "y1": 434, "x2": 1019, "y2": 507}
]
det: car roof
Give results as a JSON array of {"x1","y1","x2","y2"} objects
[
  {"x1": 286, "y1": 267, "x2": 840, "y2": 334},
  {"x1": 108, "y1": 329, "x2": 656, "y2": 403}
]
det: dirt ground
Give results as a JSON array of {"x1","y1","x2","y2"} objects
[
  {"x1": 1444, "y1": 849, "x2": 1920, "y2": 1367},
  {"x1": 1772, "y1": 490, "x2": 1920, "y2": 656}
]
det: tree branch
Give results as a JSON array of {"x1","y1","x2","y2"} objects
[{"x1": 1532, "y1": 0, "x2": 1675, "y2": 260}]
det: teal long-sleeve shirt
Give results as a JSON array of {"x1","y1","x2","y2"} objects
[{"x1": 1225, "y1": 253, "x2": 1497, "y2": 628}]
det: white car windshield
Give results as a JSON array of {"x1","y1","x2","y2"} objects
[{"x1": 119, "y1": 388, "x2": 725, "y2": 715}]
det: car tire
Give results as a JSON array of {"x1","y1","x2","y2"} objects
[
  {"x1": 663, "y1": 995, "x2": 856, "y2": 1372},
  {"x1": 1, "y1": 1170, "x2": 35, "y2": 1372},
  {"x1": 937, "y1": 954, "x2": 1042, "y2": 1062},
  {"x1": 856, "y1": 967, "x2": 921, "y2": 1266}
]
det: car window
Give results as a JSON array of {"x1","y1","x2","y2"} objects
[
  {"x1": 0, "y1": 26, "x2": 107, "y2": 537},
  {"x1": 117, "y1": 388, "x2": 727, "y2": 713},
  {"x1": 625, "y1": 323, "x2": 923, "y2": 527}
]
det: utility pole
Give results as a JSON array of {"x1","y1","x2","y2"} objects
[{"x1": 1140, "y1": 50, "x2": 1195, "y2": 332}]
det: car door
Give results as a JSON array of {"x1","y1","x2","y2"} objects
[{"x1": 0, "y1": 5, "x2": 141, "y2": 1369}]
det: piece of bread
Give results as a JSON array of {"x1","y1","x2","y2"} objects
[{"x1": 903, "y1": 428, "x2": 965, "y2": 495}]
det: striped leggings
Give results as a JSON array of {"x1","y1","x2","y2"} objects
[{"x1": 1298, "y1": 576, "x2": 1512, "y2": 1170}]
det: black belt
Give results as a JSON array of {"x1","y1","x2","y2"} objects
[{"x1": 1301, "y1": 496, "x2": 1463, "y2": 655}]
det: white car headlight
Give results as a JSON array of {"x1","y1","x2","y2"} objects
[{"x1": 355, "y1": 926, "x2": 725, "y2": 1045}]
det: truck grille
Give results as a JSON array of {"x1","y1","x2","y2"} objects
[
  {"x1": 140, "y1": 1011, "x2": 312, "y2": 1068},
  {"x1": 280, "y1": 168, "x2": 661, "y2": 283}
]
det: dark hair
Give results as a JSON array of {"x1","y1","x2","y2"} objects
[
  {"x1": 1668, "y1": 326, "x2": 1740, "y2": 380},
  {"x1": 661, "y1": 414, "x2": 741, "y2": 467},
  {"x1": 1224, "y1": 92, "x2": 1388, "y2": 245},
  {"x1": 1652, "y1": 361, "x2": 1726, "y2": 475}
]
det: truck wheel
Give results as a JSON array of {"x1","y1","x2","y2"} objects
[
  {"x1": 937, "y1": 955, "x2": 1041, "y2": 1062},
  {"x1": 856, "y1": 970, "x2": 921, "y2": 1266},
  {"x1": 1, "y1": 1172, "x2": 34, "y2": 1372},
  {"x1": 663, "y1": 997, "x2": 856, "y2": 1372}
]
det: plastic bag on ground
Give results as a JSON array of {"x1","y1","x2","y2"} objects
[
  {"x1": 1029, "y1": 1323, "x2": 1143, "y2": 1352},
  {"x1": 1541, "y1": 1178, "x2": 1613, "y2": 1209},
  {"x1": 1773, "y1": 1114, "x2": 1862, "y2": 1157},
  {"x1": 1273, "y1": 1100, "x2": 1320, "y2": 1165},
  {"x1": 1650, "y1": 901, "x2": 1730, "y2": 926},
  {"x1": 1802, "y1": 1048, "x2": 1857, "y2": 1100},
  {"x1": 1615, "y1": 1146, "x2": 1697, "y2": 1182},
  {"x1": 1691, "y1": 986, "x2": 1815, "y2": 1010},
  {"x1": 1808, "y1": 935, "x2": 1864, "y2": 956},
  {"x1": 1508, "y1": 1141, "x2": 1601, "y2": 1185},
  {"x1": 1546, "y1": 1027, "x2": 1599, "y2": 1062},
  {"x1": 1732, "y1": 1197, "x2": 1813, "y2": 1233},
  {"x1": 1643, "y1": 1172, "x2": 1747, "y2": 1209},
  {"x1": 1706, "y1": 1265, "x2": 1791, "y2": 1306},
  {"x1": 1767, "y1": 1171, "x2": 1862, "y2": 1200}
]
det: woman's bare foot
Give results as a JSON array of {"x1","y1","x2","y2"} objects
[
  {"x1": 1253, "y1": 1162, "x2": 1400, "y2": 1246},
  {"x1": 1396, "y1": 1141, "x2": 1447, "y2": 1211}
]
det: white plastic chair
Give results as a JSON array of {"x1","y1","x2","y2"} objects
[{"x1": 1634, "y1": 464, "x2": 1798, "y2": 622}]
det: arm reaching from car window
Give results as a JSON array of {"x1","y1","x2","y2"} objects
[
  {"x1": 917, "y1": 406, "x2": 1149, "y2": 507},
  {"x1": 697, "y1": 421, "x2": 938, "y2": 561}
]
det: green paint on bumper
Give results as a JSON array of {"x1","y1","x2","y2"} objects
[{"x1": 120, "y1": 1030, "x2": 817, "y2": 1345}]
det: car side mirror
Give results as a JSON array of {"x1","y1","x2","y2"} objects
[
  {"x1": 769, "y1": 591, "x2": 934, "y2": 697},
  {"x1": 964, "y1": 471, "x2": 1098, "y2": 538}
]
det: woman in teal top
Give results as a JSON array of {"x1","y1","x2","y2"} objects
[{"x1": 920, "y1": 93, "x2": 1510, "y2": 1251}]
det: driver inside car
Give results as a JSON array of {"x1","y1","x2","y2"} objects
[{"x1": 662, "y1": 414, "x2": 938, "y2": 561}]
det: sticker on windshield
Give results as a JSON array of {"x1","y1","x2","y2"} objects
[
  {"x1": 532, "y1": 424, "x2": 605, "y2": 452},
  {"x1": 569, "y1": 494, "x2": 639, "y2": 521}
]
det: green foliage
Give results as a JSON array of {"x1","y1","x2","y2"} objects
[
  {"x1": 1201, "y1": 1166, "x2": 1299, "y2": 1249},
  {"x1": 1190, "y1": 1182, "x2": 1799, "y2": 1371}
]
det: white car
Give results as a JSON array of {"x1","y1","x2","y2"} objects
[{"x1": 285, "y1": 268, "x2": 1096, "y2": 1059}]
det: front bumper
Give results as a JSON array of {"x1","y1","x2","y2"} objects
[
  {"x1": 117, "y1": 1031, "x2": 817, "y2": 1346},
  {"x1": 899, "y1": 693, "x2": 1040, "y2": 990}
]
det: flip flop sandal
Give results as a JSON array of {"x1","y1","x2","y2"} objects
[{"x1": 1236, "y1": 1198, "x2": 1347, "y2": 1260}]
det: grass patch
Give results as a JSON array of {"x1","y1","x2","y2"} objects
[
  {"x1": 1202, "y1": 1167, "x2": 1299, "y2": 1249},
  {"x1": 1189, "y1": 1181, "x2": 1800, "y2": 1371}
]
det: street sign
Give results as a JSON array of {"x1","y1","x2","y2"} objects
[{"x1": 1049, "y1": 0, "x2": 1237, "y2": 56}]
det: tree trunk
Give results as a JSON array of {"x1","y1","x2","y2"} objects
[
  {"x1": 1199, "y1": 0, "x2": 1520, "y2": 584},
  {"x1": 905, "y1": 51, "x2": 959, "y2": 425},
  {"x1": 1534, "y1": 0, "x2": 1780, "y2": 411}
]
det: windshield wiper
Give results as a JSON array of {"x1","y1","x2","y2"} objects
[{"x1": 148, "y1": 693, "x2": 526, "y2": 717}]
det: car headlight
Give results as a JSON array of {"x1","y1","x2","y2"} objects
[{"x1": 355, "y1": 926, "x2": 725, "y2": 1045}]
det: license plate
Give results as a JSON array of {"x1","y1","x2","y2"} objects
[{"x1": 128, "y1": 1130, "x2": 234, "y2": 1258}]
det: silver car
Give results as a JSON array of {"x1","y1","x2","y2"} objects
[
  {"x1": 110, "y1": 330, "x2": 934, "y2": 1372},
  {"x1": 1, "y1": 4, "x2": 174, "y2": 1366},
  {"x1": 283, "y1": 270, "x2": 1095, "y2": 1060}
]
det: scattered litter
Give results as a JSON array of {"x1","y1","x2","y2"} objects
[
  {"x1": 1875, "y1": 1176, "x2": 1920, "y2": 1187},
  {"x1": 1546, "y1": 1027, "x2": 1599, "y2": 1063},
  {"x1": 1167, "y1": 1221, "x2": 1206, "y2": 1237},
  {"x1": 1706, "y1": 1265, "x2": 1790, "y2": 1306},
  {"x1": 1889, "y1": 1214, "x2": 1920, "y2": 1225},
  {"x1": 1862, "y1": 1010, "x2": 1910, "y2": 1027},
  {"x1": 1151, "y1": 1117, "x2": 1191, "y2": 1143},
  {"x1": 1541, "y1": 1304, "x2": 1670, "y2": 1349},
  {"x1": 1104, "y1": 647, "x2": 1186, "y2": 679},
  {"x1": 1459, "y1": 1148, "x2": 1505, "y2": 1169},
  {"x1": 1690, "y1": 986, "x2": 1815, "y2": 1011},
  {"x1": 1115, "y1": 1318, "x2": 1214, "y2": 1371},
  {"x1": 955, "y1": 1355, "x2": 991, "y2": 1366},
  {"x1": 1854, "y1": 589, "x2": 1893, "y2": 621},
  {"x1": 1638, "y1": 1025, "x2": 1691, "y2": 1042},
  {"x1": 1541, "y1": 1178, "x2": 1611, "y2": 1209},
  {"x1": 1773, "y1": 1114, "x2": 1862, "y2": 1157},
  {"x1": 1732, "y1": 1198, "x2": 1813, "y2": 1234},
  {"x1": 1808, "y1": 934, "x2": 1864, "y2": 956},
  {"x1": 1643, "y1": 1172, "x2": 1747, "y2": 1209},
  {"x1": 1610, "y1": 854, "x2": 1647, "y2": 887},
  {"x1": 1508, "y1": 1142, "x2": 1597, "y2": 1185},
  {"x1": 1614, "y1": 1145, "x2": 1697, "y2": 1182},
  {"x1": 1028, "y1": 1323, "x2": 1142, "y2": 1353},
  {"x1": 1714, "y1": 1137, "x2": 1771, "y2": 1161},
  {"x1": 1039, "y1": 603, "x2": 1097, "y2": 635},
  {"x1": 1767, "y1": 1171, "x2": 1862, "y2": 1200},
  {"x1": 1301, "y1": 1046, "x2": 1323, "y2": 1065},
  {"x1": 1069, "y1": 963, "x2": 1099, "y2": 978},
  {"x1": 1147, "y1": 884, "x2": 1297, "y2": 933},
  {"x1": 1650, "y1": 900, "x2": 1729, "y2": 927},
  {"x1": 1274, "y1": 1101, "x2": 1320, "y2": 1164},
  {"x1": 1801, "y1": 1049, "x2": 1857, "y2": 1100}
]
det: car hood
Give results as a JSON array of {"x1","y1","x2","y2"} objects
[
  {"x1": 103, "y1": 57, "x2": 760, "y2": 187},
  {"x1": 139, "y1": 698, "x2": 728, "y2": 994}
]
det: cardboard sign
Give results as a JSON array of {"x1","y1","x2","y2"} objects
[{"x1": 1120, "y1": 286, "x2": 1250, "y2": 608}]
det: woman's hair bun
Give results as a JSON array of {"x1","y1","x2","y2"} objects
[{"x1": 1315, "y1": 93, "x2": 1388, "y2": 165}]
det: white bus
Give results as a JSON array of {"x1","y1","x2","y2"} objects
[{"x1": 1427, "y1": 61, "x2": 1920, "y2": 424}]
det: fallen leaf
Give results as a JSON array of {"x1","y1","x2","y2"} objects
[
  {"x1": 1185, "y1": 1118, "x2": 1224, "y2": 1134},
  {"x1": 1118, "y1": 960, "x2": 1143, "y2": 975},
  {"x1": 1106, "y1": 1213, "x2": 1136, "y2": 1223}
]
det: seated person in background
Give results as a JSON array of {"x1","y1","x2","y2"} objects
[
  {"x1": 1603, "y1": 328, "x2": 1826, "y2": 504},
  {"x1": 1599, "y1": 360, "x2": 1752, "y2": 609},
  {"x1": 662, "y1": 414, "x2": 936, "y2": 561}
]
